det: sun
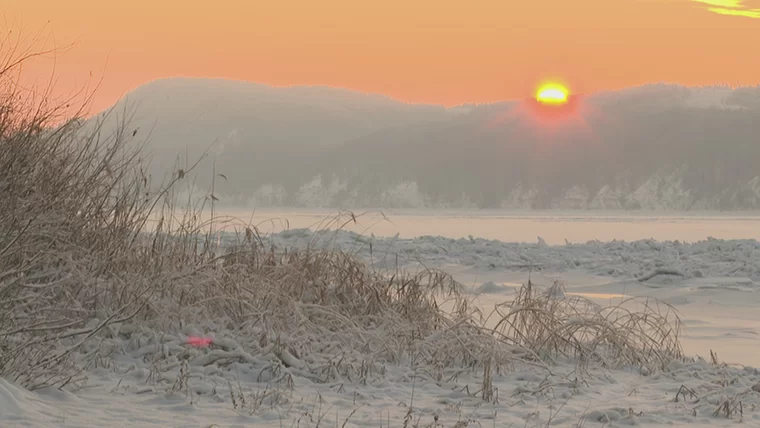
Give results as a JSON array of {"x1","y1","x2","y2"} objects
[{"x1": 536, "y1": 82, "x2": 569, "y2": 105}]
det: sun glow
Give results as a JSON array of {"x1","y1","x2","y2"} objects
[{"x1": 536, "y1": 83, "x2": 570, "y2": 105}]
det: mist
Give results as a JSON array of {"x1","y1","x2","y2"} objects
[{"x1": 93, "y1": 78, "x2": 760, "y2": 211}]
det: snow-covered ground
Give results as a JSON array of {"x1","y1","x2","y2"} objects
[
  {"x1": 4, "y1": 229, "x2": 760, "y2": 427},
  {"x1": 268, "y1": 228, "x2": 760, "y2": 281}
]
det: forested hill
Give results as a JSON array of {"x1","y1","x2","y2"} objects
[{"x1": 92, "y1": 79, "x2": 760, "y2": 211}]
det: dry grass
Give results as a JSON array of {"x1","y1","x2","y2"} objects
[
  {"x1": 490, "y1": 280, "x2": 683, "y2": 372},
  {"x1": 0, "y1": 31, "x2": 158, "y2": 388}
]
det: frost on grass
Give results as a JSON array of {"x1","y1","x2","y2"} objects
[{"x1": 491, "y1": 280, "x2": 683, "y2": 373}]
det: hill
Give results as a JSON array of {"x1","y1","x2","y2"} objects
[{"x1": 92, "y1": 79, "x2": 760, "y2": 210}]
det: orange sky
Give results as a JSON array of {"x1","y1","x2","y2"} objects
[{"x1": 4, "y1": 0, "x2": 760, "y2": 113}]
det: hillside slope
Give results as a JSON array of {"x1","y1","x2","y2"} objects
[{"x1": 92, "y1": 80, "x2": 760, "y2": 210}]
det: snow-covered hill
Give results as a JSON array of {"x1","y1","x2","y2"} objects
[{"x1": 92, "y1": 79, "x2": 760, "y2": 211}]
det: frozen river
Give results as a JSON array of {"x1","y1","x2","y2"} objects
[{"x1": 213, "y1": 208, "x2": 760, "y2": 245}]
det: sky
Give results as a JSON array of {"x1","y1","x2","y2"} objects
[{"x1": 3, "y1": 0, "x2": 760, "y2": 113}]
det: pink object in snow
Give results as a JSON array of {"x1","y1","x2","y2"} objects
[{"x1": 187, "y1": 336, "x2": 213, "y2": 347}]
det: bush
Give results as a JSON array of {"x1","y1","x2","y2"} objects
[
  {"x1": 0, "y1": 34, "x2": 155, "y2": 388},
  {"x1": 491, "y1": 280, "x2": 683, "y2": 372}
]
